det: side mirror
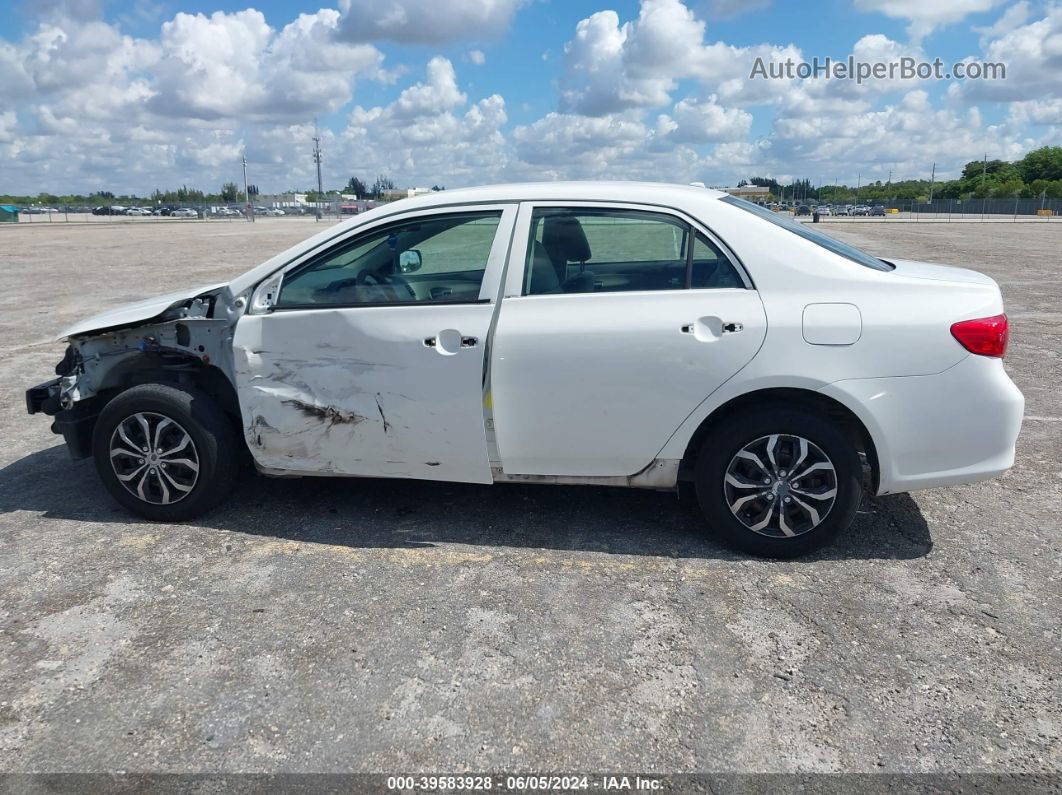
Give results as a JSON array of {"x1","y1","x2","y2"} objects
[{"x1": 398, "y1": 249, "x2": 422, "y2": 273}]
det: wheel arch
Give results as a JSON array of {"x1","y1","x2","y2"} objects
[
  {"x1": 678, "y1": 387, "x2": 880, "y2": 493},
  {"x1": 74, "y1": 355, "x2": 247, "y2": 456}
]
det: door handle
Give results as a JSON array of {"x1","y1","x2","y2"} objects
[
  {"x1": 681, "y1": 320, "x2": 743, "y2": 337},
  {"x1": 423, "y1": 335, "x2": 478, "y2": 350}
]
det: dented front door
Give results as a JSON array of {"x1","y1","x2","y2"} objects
[{"x1": 231, "y1": 206, "x2": 515, "y2": 484}]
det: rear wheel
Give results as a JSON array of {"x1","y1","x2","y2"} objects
[
  {"x1": 695, "y1": 407, "x2": 862, "y2": 558},
  {"x1": 92, "y1": 383, "x2": 239, "y2": 521}
]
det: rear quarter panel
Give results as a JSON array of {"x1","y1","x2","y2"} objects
[{"x1": 654, "y1": 199, "x2": 1004, "y2": 462}]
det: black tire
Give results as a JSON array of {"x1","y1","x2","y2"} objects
[
  {"x1": 92, "y1": 382, "x2": 239, "y2": 521},
  {"x1": 695, "y1": 406, "x2": 862, "y2": 558}
]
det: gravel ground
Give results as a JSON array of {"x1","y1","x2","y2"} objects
[{"x1": 0, "y1": 218, "x2": 1059, "y2": 776}]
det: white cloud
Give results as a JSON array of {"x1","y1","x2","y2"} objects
[
  {"x1": 392, "y1": 57, "x2": 467, "y2": 118},
  {"x1": 510, "y1": 111, "x2": 709, "y2": 181},
  {"x1": 763, "y1": 89, "x2": 1029, "y2": 183},
  {"x1": 0, "y1": 111, "x2": 18, "y2": 143},
  {"x1": 149, "y1": 9, "x2": 385, "y2": 122},
  {"x1": 559, "y1": 9, "x2": 673, "y2": 115},
  {"x1": 336, "y1": 58, "x2": 509, "y2": 185},
  {"x1": 655, "y1": 96, "x2": 752, "y2": 143},
  {"x1": 559, "y1": 0, "x2": 804, "y2": 115},
  {"x1": 953, "y1": 5, "x2": 1062, "y2": 102},
  {"x1": 335, "y1": 0, "x2": 526, "y2": 43},
  {"x1": 468, "y1": 49, "x2": 486, "y2": 65},
  {"x1": 854, "y1": 0, "x2": 1005, "y2": 41},
  {"x1": 1008, "y1": 99, "x2": 1062, "y2": 126},
  {"x1": 973, "y1": 0, "x2": 1032, "y2": 42}
]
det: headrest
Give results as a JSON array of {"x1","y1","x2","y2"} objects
[{"x1": 542, "y1": 215, "x2": 591, "y2": 263}]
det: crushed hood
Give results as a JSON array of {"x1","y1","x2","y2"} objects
[{"x1": 57, "y1": 282, "x2": 228, "y2": 341}]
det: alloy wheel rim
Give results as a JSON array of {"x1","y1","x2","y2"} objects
[
  {"x1": 109, "y1": 411, "x2": 200, "y2": 505},
  {"x1": 723, "y1": 434, "x2": 838, "y2": 538}
]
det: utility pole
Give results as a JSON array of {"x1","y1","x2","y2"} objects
[
  {"x1": 928, "y1": 162, "x2": 936, "y2": 203},
  {"x1": 242, "y1": 153, "x2": 253, "y2": 223},
  {"x1": 313, "y1": 119, "x2": 324, "y2": 209}
]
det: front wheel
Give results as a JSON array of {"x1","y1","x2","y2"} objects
[
  {"x1": 695, "y1": 407, "x2": 862, "y2": 558},
  {"x1": 92, "y1": 382, "x2": 240, "y2": 521}
]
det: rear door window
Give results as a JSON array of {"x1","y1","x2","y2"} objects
[
  {"x1": 524, "y1": 208, "x2": 688, "y2": 295},
  {"x1": 523, "y1": 207, "x2": 745, "y2": 295}
]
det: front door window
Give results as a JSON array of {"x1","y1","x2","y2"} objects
[{"x1": 277, "y1": 212, "x2": 502, "y2": 307}]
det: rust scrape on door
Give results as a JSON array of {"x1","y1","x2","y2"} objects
[{"x1": 282, "y1": 399, "x2": 366, "y2": 427}]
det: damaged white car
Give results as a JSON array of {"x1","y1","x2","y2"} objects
[{"x1": 27, "y1": 183, "x2": 1024, "y2": 557}]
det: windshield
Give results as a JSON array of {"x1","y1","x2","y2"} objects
[{"x1": 720, "y1": 195, "x2": 894, "y2": 272}]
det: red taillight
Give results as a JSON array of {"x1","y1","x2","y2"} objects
[{"x1": 951, "y1": 314, "x2": 1008, "y2": 357}]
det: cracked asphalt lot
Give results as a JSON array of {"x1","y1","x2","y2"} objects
[{"x1": 0, "y1": 218, "x2": 1058, "y2": 774}]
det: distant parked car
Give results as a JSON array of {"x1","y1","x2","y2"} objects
[
  {"x1": 835, "y1": 206, "x2": 852, "y2": 216},
  {"x1": 870, "y1": 205, "x2": 886, "y2": 217},
  {"x1": 214, "y1": 207, "x2": 239, "y2": 217},
  {"x1": 125, "y1": 207, "x2": 151, "y2": 216},
  {"x1": 817, "y1": 206, "x2": 833, "y2": 217},
  {"x1": 171, "y1": 208, "x2": 197, "y2": 218},
  {"x1": 852, "y1": 205, "x2": 870, "y2": 216},
  {"x1": 261, "y1": 208, "x2": 286, "y2": 216},
  {"x1": 795, "y1": 205, "x2": 811, "y2": 216}
]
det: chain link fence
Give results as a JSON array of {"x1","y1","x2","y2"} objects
[{"x1": 813, "y1": 196, "x2": 1062, "y2": 221}]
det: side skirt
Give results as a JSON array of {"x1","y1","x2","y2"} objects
[{"x1": 490, "y1": 459, "x2": 680, "y2": 490}]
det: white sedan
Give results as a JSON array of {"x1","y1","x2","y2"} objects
[{"x1": 25, "y1": 182, "x2": 1023, "y2": 556}]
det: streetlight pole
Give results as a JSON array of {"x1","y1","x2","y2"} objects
[{"x1": 242, "y1": 153, "x2": 253, "y2": 223}]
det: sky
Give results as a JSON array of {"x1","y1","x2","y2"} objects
[{"x1": 0, "y1": 0, "x2": 1060, "y2": 196}]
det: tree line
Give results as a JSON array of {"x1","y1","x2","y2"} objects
[
  {"x1": 742, "y1": 147, "x2": 1062, "y2": 203},
  {"x1": 0, "y1": 173, "x2": 439, "y2": 206}
]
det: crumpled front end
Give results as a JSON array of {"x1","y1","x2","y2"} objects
[
  {"x1": 25, "y1": 346, "x2": 97, "y2": 458},
  {"x1": 26, "y1": 287, "x2": 242, "y2": 459}
]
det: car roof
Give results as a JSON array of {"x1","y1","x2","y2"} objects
[{"x1": 391, "y1": 181, "x2": 728, "y2": 211}]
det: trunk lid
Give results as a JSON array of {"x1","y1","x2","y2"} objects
[{"x1": 885, "y1": 258, "x2": 997, "y2": 287}]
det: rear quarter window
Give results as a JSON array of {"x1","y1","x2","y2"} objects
[{"x1": 721, "y1": 195, "x2": 894, "y2": 272}]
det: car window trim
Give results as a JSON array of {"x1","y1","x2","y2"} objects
[
  {"x1": 272, "y1": 297, "x2": 492, "y2": 312},
  {"x1": 512, "y1": 202, "x2": 753, "y2": 297}
]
